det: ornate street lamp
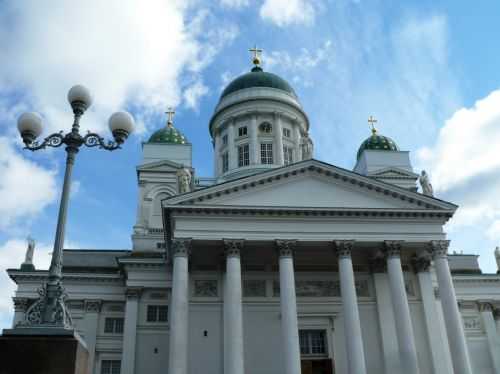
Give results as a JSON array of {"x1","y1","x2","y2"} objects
[{"x1": 15, "y1": 85, "x2": 135, "y2": 331}]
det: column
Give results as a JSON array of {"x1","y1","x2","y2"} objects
[
  {"x1": 370, "y1": 253, "x2": 400, "y2": 374},
  {"x1": 121, "y1": 288, "x2": 142, "y2": 374},
  {"x1": 276, "y1": 240, "x2": 301, "y2": 374},
  {"x1": 84, "y1": 300, "x2": 102, "y2": 374},
  {"x1": 249, "y1": 113, "x2": 259, "y2": 165},
  {"x1": 12, "y1": 297, "x2": 29, "y2": 327},
  {"x1": 334, "y1": 240, "x2": 367, "y2": 374},
  {"x1": 292, "y1": 121, "x2": 301, "y2": 161},
  {"x1": 413, "y1": 253, "x2": 453, "y2": 374},
  {"x1": 213, "y1": 130, "x2": 220, "y2": 176},
  {"x1": 384, "y1": 241, "x2": 419, "y2": 374},
  {"x1": 495, "y1": 308, "x2": 500, "y2": 333},
  {"x1": 227, "y1": 119, "x2": 237, "y2": 170},
  {"x1": 223, "y1": 239, "x2": 245, "y2": 374},
  {"x1": 274, "y1": 112, "x2": 284, "y2": 165},
  {"x1": 168, "y1": 239, "x2": 191, "y2": 374},
  {"x1": 429, "y1": 240, "x2": 473, "y2": 374},
  {"x1": 478, "y1": 302, "x2": 500, "y2": 373}
]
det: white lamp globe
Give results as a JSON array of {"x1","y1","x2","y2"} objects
[
  {"x1": 67, "y1": 84, "x2": 93, "y2": 109},
  {"x1": 109, "y1": 111, "x2": 135, "y2": 143},
  {"x1": 17, "y1": 112, "x2": 43, "y2": 138}
]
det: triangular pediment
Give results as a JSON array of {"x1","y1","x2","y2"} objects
[
  {"x1": 164, "y1": 160, "x2": 456, "y2": 212},
  {"x1": 369, "y1": 167, "x2": 419, "y2": 179},
  {"x1": 137, "y1": 160, "x2": 184, "y2": 173}
]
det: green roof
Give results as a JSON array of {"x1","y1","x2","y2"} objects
[
  {"x1": 220, "y1": 66, "x2": 297, "y2": 99},
  {"x1": 357, "y1": 132, "x2": 399, "y2": 159},
  {"x1": 148, "y1": 124, "x2": 188, "y2": 144}
]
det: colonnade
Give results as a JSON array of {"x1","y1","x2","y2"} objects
[{"x1": 165, "y1": 239, "x2": 473, "y2": 374}]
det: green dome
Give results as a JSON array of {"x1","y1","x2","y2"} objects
[
  {"x1": 221, "y1": 66, "x2": 297, "y2": 99},
  {"x1": 357, "y1": 131, "x2": 399, "y2": 159},
  {"x1": 148, "y1": 124, "x2": 188, "y2": 144}
]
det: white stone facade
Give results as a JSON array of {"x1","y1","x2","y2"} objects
[{"x1": 6, "y1": 68, "x2": 500, "y2": 374}]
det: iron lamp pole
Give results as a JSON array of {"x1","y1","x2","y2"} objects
[{"x1": 16, "y1": 85, "x2": 135, "y2": 330}]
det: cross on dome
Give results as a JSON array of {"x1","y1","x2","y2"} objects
[
  {"x1": 368, "y1": 115, "x2": 378, "y2": 134},
  {"x1": 165, "y1": 107, "x2": 175, "y2": 127},
  {"x1": 249, "y1": 45, "x2": 263, "y2": 67}
]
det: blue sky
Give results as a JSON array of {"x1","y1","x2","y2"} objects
[{"x1": 1, "y1": 0, "x2": 500, "y2": 328}]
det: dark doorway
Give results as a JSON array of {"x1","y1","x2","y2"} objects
[{"x1": 301, "y1": 359, "x2": 334, "y2": 374}]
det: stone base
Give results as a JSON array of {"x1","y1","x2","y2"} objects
[{"x1": 0, "y1": 331, "x2": 88, "y2": 374}]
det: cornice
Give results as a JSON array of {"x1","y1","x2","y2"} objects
[{"x1": 7, "y1": 270, "x2": 123, "y2": 284}]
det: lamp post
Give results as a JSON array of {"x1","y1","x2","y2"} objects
[{"x1": 15, "y1": 85, "x2": 135, "y2": 331}]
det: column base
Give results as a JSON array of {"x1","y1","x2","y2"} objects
[{"x1": 0, "y1": 329, "x2": 88, "y2": 374}]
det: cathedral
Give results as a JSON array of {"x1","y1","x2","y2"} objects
[{"x1": 6, "y1": 51, "x2": 500, "y2": 374}]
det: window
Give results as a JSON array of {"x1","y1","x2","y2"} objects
[
  {"x1": 238, "y1": 144, "x2": 250, "y2": 167},
  {"x1": 259, "y1": 122, "x2": 272, "y2": 134},
  {"x1": 283, "y1": 146, "x2": 293, "y2": 165},
  {"x1": 147, "y1": 305, "x2": 168, "y2": 322},
  {"x1": 238, "y1": 126, "x2": 247, "y2": 137},
  {"x1": 104, "y1": 318, "x2": 124, "y2": 334},
  {"x1": 299, "y1": 330, "x2": 327, "y2": 356},
  {"x1": 101, "y1": 360, "x2": 121, "y2": 374},
  {"x1": 260, "y1": 143, "x2": 273, "y2": 164},
  {"x1": 222, "y1": 134, "x2": 228, "y2": 146},
  {"x1": 283, "y1": 128, "x2": 291, "y2": 138},
  {"x1": 222, "y1": 152, "x2": 229, "y2": 173}
]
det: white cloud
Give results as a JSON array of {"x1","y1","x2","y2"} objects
[
  {"x1": 260, "y1": 0, "x2": 316, "y2": 27},
  {"x1": 0, "y1": 238, "x2": 52, "y2": 329},
  {"x1": 183, "y1": 80, "x2": 209, "y2": 111},
  {"x1": 265, "y1": 40, "x2": 332, "y2": 72},
  {"x1": 0, "y1": 1, "x2": 237, "y2": 137},
  {"x1": 417, "y1": 90, "x2": 500, "y2": 240},
  {"x1": 0, "y1": 137, "x2": 57, "y2": 230},
  {"x1": 220, "y1": 0, "x2": 249, "y2": 9}
]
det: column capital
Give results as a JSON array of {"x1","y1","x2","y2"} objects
[
  {"x1": 275, "y1": 239, "x2": 297, "y2": 258},
  {"x1": 477, "y1": 301, "x2": 494, "y2": 312},
  {"x1": 223, "y1": 239, "x2": 244, "y2": 258},
  {"x1": 84, "y1": 299, "x2": 102, "y2": 313},
  {"x1": 333, "y1": 240, "x2": 354, "y2": 259},
  {"x1": 493, "y1": 307, "x2": 500, "y2": 320},
  {"x1": 412, "y1": 252, "x2": 432, "y2": 273},
  {"x1": 126, "y1": 287, "x2": 143, "y2": 300},
  {"x1": 370, "y1": 250, "x2": 387, "y2": 273},
  {"x1": 12, "y1": 297, "x2": 29, "y2": 312},
  {"x1": 428, "y1": 240, "x2": 450, "y2": 258},
  {"x1": 172, "y1": 238, "x2": 192, "y2": 258},
  {"x1": 384, "y1": 240, "x2": 404, "y2": 258}
]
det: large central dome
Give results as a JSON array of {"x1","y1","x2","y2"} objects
[{"x1": 220, "y1": 66, "x2": 297, "y2": 99}]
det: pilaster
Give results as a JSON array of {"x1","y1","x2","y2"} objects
[
  {"x1": 477, "y1": 301, "x2": 500, "y2": 373},
  {"x1": 121, "y1": 288, "x2": 142, "y2": 374},
  {"x1": 12, "y1": 297, "x2": 29, "y2": 327},
  {"x1": 84, "y1": 299, "x2": 102, "y2": 374}
]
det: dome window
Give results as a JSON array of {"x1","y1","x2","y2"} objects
[
  {"x1": 283, "y1": 128, "x2": 291, "y2": 138},
  {"x1": 259, "y1": 122, "x2": 272, "y2": 134},
  {"x1": 222, "y1": 134, "x2": 228, "y2": 146},
  {"x1": 238, "y1": 126, "x2": 248, "y2": 137}
]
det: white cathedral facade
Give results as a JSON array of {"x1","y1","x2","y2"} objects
[{"x1": 7, "y1": 57, "x2": 500, "y2": 374}]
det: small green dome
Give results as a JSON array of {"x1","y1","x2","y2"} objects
[
  {"x1": 357, "y1": 131, "x2": 399, "y2": 159},
  {"x1": 148, "y1": 124, "x2": 188, "y2": 144},
  {"x1": 221, "y1": 66, "x2": 297, "y2": 99}
]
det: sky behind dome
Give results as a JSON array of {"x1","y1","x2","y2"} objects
[{"x1": 1, "y1": 0, "x2": 500, "y2": 329}]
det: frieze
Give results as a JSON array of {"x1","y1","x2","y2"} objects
[
  {"x1": 194, "y1": 280, "x2": 218, "y2": 297},
  {"x1": 107, "y1": 304, "x2": 125, "y2": 312},
  {"x1": 412, "y1": 252, "x2": 431, "y2": 273},
  {"x1": 276, "y1": 240, "x2": 297, "y2": 258},
  {"x1": 126, "y1": 287, "x2": 143, "y2": 300},
  {"x1": 273, "y1": 279, "x2": 370, "y2": 297},
  {"x1": 370, "y1": 251, "x2": 387, "y2": 273},
  {"x1": 243, "y1": 280, "x2": 266, "y2": 297},
  {"x1": 463, "y1": 316, "x2": 481, "y2": 331},
  {"x1": 84, "y1": 300, "x2": 102, "y2": 313},
  {"x1": 12, "y1": 297, "x2": 29, "y2": 312},
  {"x1": 223, "y1": 239, "x2": 244, "y2": 258}
]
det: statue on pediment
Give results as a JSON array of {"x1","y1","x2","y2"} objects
[
  {"x1": 177, "y1": 167, "x2": 192, "y2": 194},
  {"x1": 419, "y1": 170, "x2": 434, "y2": 197},
  {"x1": 21, "y1": 236, "x2": 36, "y2": 271}
]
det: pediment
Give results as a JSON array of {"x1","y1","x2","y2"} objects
[
  {"x1": 369, "y1": 167, "x2": 419, "y2": 179},
  {"x1": 137, "y1": 160, "x2": 184, "y2": 173},
  {"x1": 164, "y1": 160, "x2": 456, "y2": 212}
]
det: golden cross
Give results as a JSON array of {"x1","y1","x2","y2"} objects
[
  {"x1": 368, "y1": 115, "x2": 378, "y2": 134},
  {"x1": 249, "y1": 45, "x2": 263, "y2": 66},
  {"x1": 165, "y1": 107, "x2": 175, "y2": 125}
]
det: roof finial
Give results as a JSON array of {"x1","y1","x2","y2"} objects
[
  {"x1": 165, "y1": 107, "x2": 175, "y2": 128},
  {"x1": 249, "y1": 45, "x2": 263, "y2": 67},
  {"x1": 368, "y1": 115, "x2": 378, "y2": 135}
]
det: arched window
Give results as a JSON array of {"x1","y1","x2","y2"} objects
[
  {"x1": 150, "y1": 192, "x2": 170, "y2": 228},
  {"x1": 259, "y1": 122, "x2": 272, "y2": 134}
]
